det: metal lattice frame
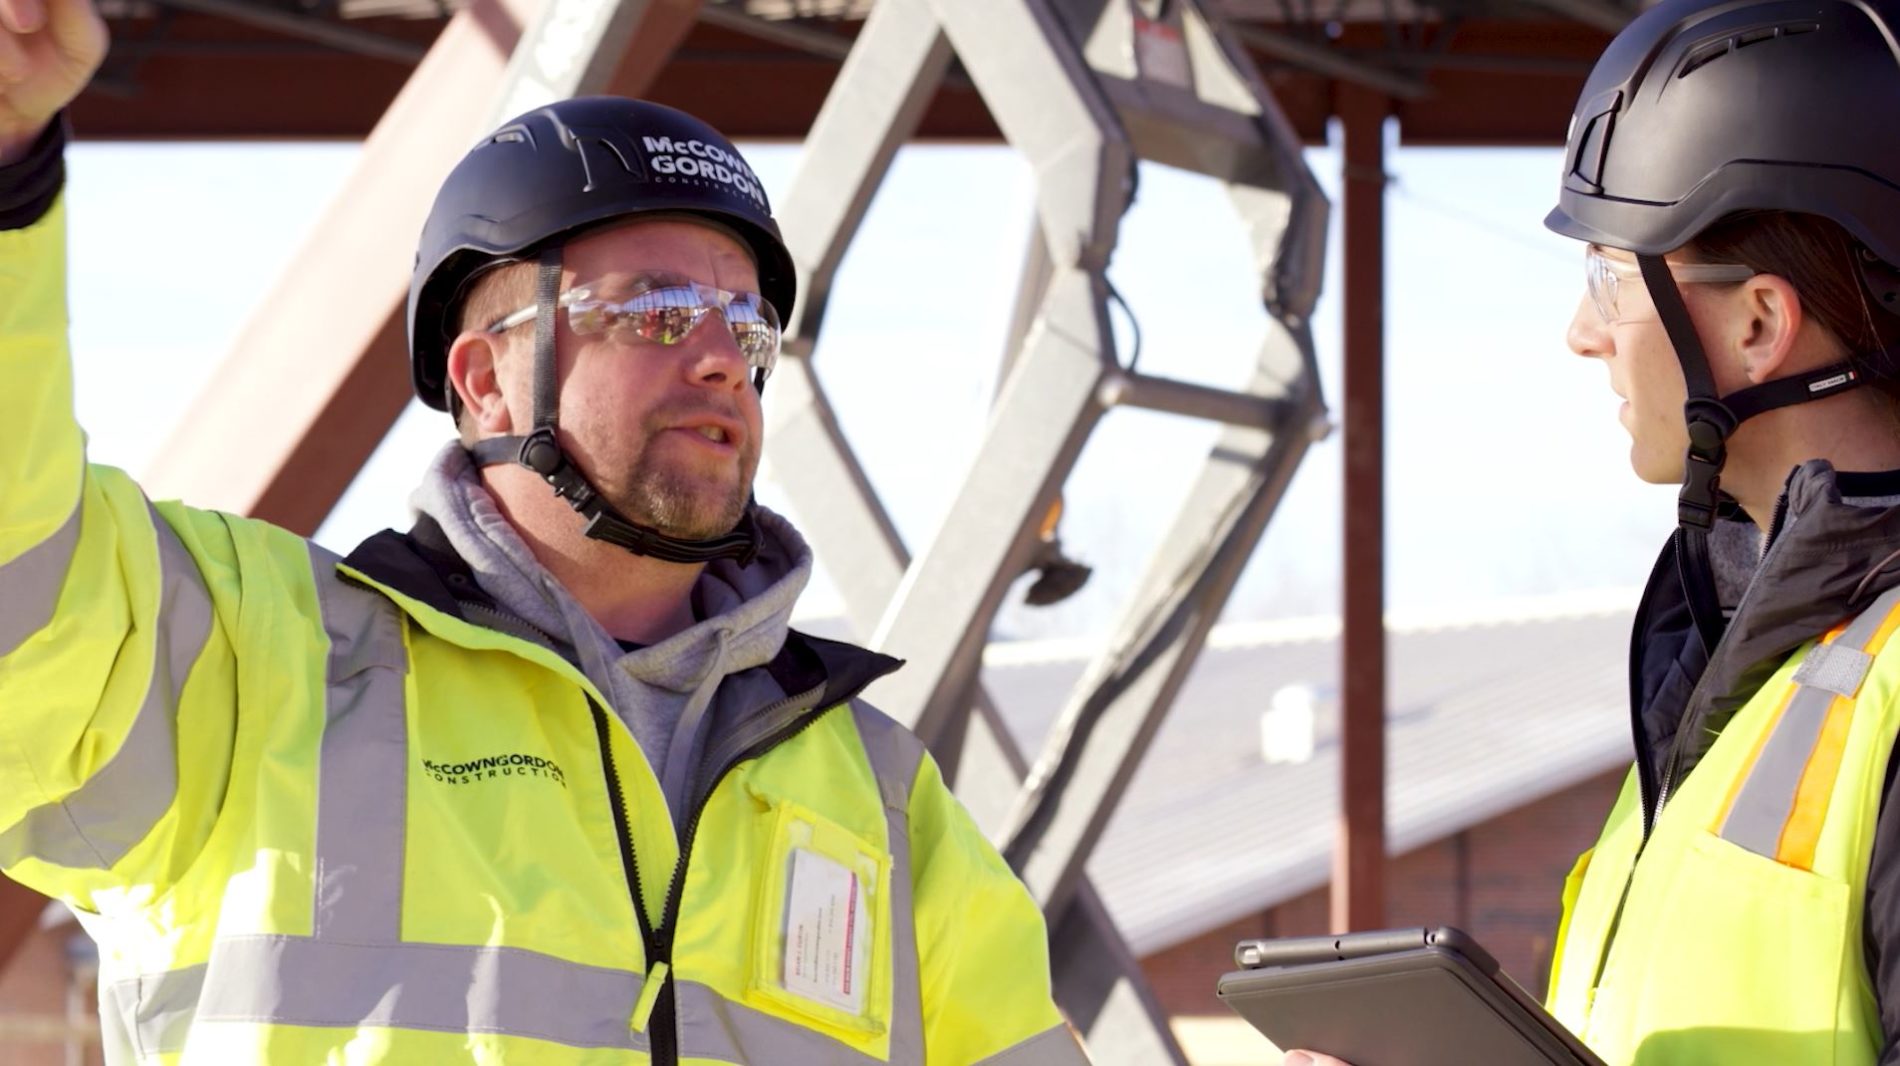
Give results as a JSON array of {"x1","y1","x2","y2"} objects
[{"x1": 763, "y1": 0, "x2": 1329, "y2": 1059}]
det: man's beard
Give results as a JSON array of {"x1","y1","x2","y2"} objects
[{"x1": 604, "y1": 441, "x2": 757, "y2": 541}]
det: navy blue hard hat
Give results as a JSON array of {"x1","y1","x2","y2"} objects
[
  {"x1": 1546, "y1": 0, "x2": 1900, "y2": 265},
  {"x1": 408, "y1": 96, "x2": 797, "y2": 411}
]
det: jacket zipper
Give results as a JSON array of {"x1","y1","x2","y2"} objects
[
  {"x1": 458, "y1": 600, "x2": 558, "y2": 646},
  {"x1": 1592, "y1": 491, "x2": 1799, "y2": 1001},
  {"x1": 586, "y1": 696, "x2": 663, "y2": 981},
  {"x1": 591, "y1": 683, "x2": 831, "y2": 1066}
]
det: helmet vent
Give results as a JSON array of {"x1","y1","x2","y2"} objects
[
  {"x1": 485, "y1": 124, "x2": 534, "y2": 148},
  {"x1": 1678, "y1": 21, "x2": 1820, "y2": 78}
]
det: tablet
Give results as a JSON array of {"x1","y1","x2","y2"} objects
[{"x1": 1215, "y1": 926, "x2": 1606, "y2": 1066}]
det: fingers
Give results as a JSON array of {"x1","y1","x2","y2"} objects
[
  {"x1": 1283, "y1": 1053, "x2": 1356, "y2": 1066},
  {"x1": 0, "y1": 0, "x2": 45, "y2": 36},
  {"x1": 0, "y1": 25, "x2": 27, "y2": 85},
  {"x1": 44, "y1": 0, "x2": 104, "y2": 61}
]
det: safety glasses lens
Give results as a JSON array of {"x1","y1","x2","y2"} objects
[
  {"x1": 1586, "y1": 251, "x2": 1619, "y2": 323},
  {"x1": 565, "y1": 279, "x2": 782, "y2": 378}
]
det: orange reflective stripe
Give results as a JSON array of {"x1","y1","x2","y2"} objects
[
  {"x1": 1869, "y1": 599, "x2": 1900, "y2": 660},
  {"x1": 1774, "y1": 600, "x2": 1900, "y2": 868},
  {"x1": 1776, "y1": 692, "x2": 1855, "y2": 869}
]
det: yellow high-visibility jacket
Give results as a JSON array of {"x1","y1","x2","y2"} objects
[
  {"x1": 0, "y1": 196, "x2": 1086, "y2": 1065},
  {"x1": 1547, "y1": 491, "x2": 1900, "y2": 1065}
]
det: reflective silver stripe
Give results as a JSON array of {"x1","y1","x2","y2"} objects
[
  {"x1": 676, "y1": 979, "x2": 884, "y2": 1065},
  {"x1": 853, "y1": 704, "x2": 925, "y2": 1066},
  {"x1": 118, "y1": 938, "x2": 652, "y2": 1053},
  {"x1": 102, "y1": 960, "x2": 206, "y2": 1056},
  {"x1": 309, "y1": 548, "x2": 411, "y2": 942},
  {"x1": 97, "y1": 980, "x2": 140, "y2": 1066},
  {"x1": 1791, "y1": 642, "x2": 1873, "y2": 697},
  {"x1": 1719, "y1": 582, "x2": 1900, "y2": 858},
  {"x1": 972, "y1": 1023, "x2": 1093, "y2": 1065},
  {"x1": 0, "y1": 503, "x2": 80, "y2": 658},
  {"x1": 0, "y1": 510, "x2": 211, "y2": 869}
]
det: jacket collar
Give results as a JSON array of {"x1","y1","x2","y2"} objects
[
  {"x1": 1636, "y1": 460, "x2": 1900, "y2": 790},
  {"x1": 339, "y1": 517, "x2": 904, "y2": 712}
]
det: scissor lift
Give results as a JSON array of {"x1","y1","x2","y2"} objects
[{"x1": 756, "y1": 1, "x2": 1331, "y2": 1059}]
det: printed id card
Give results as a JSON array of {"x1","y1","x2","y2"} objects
[
  {"x1": 782, "y1": 847, "x2": 872, "y2": 1013},
  {"x1": 750, "y1": 800, "x2": 891, "y2": 1038}
]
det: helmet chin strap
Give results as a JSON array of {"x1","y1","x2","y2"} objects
[
  {"x1": 1638, "y1": 253, "x2": 1865, "y2": 652},
  {"x1": 468, "y1": 245, "x2": 762, "y2": 568}
]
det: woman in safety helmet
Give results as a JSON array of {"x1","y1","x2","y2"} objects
[{"x1": 1293, "y1": 0, "x2": 1900, "y2": 1062}]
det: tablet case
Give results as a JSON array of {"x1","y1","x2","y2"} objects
[{"x1": 1216, "y1": 927, "x2": 1607, "y2": 1066}]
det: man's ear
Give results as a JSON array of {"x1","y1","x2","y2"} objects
[
  {"x1": 446, "y1": 331, "x2": 515, "y2": 435},
  {"x1": 1734, "y1": 273, "x2": 1805, "y2": 385}
]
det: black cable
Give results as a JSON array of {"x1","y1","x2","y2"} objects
[{"x1": 1106, "y1": 277, "x2": 1143, "y2": 373}]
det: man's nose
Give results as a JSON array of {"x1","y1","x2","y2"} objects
[
  {"x1": 683, "y1": 312, "x2": 750, "y2": 391},
  {"x1": 1567, "y1": 293, "x2": 1609, "y2": 361}
]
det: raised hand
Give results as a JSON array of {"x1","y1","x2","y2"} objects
[{"x1": 0, "y1": 0, "x2": 106, "y2": 164}]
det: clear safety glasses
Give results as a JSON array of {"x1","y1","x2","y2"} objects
[
  {"x1": 1586, "y1": 247, "x2": 1756, "y2": 324},
  {"x1": 488, "y1": 272, "x2": 783, "y2": 379}
]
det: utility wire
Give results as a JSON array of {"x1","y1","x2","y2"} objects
[{"x1": 1387, "y1": 175, "x2": 1577, "y2": 267}]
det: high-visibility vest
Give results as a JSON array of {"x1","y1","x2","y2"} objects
[
  {"x1": 0, "y1": 198, "x2": 1084, "y2": 1065},
  {"x1": 1546, "y1": 582, "x2": 1900, "y2": 1066}
]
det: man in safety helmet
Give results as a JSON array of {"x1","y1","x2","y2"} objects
[
  {"x1": 0, "y1": 1, "x2": 1089, "y2": 1062},
  {"x1": 1291, "y1": 0, "x2": 1900, "y2": 1063}
]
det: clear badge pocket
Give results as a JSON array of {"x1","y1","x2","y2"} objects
[{"x1": 748, "y1": 798, "x2": 892, "y2": 1039}]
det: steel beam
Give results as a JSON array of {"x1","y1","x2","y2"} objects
[
  {"x1": 1107, "y1": 369, "x2": 1295, "y2": 431},
  {"x1": 1335, "y1": 80, "x2": 1387, "y2": 934},
  {"x1": 142, "y1": 0, "x2": 700, "y2": 532},
  {"x1": 66, "y1": 15, "x2": 1609, "y2": 146},
  {"x1": 1230, "y1": 21, "x2": 1428, "y2": 99},
  {"x1": 696, "y1": 1, "x2": 855, "y2": 61},
  {"x1": 1516, "y1": 0, "x2": 1630, "y2": 33},
  {"x1": 998, "y1": 219, "x2": 1054, "y2": 393},
  {"x1": 490, "y1": 0, "x2": 702, "y2": 124},
  {"x1": 150, "y1": 0, "x2": 427, "y2": 62}
]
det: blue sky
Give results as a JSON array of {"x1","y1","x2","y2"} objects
[{"x1": 61, "y1": 136, "x2": 1674, "y2": 640}]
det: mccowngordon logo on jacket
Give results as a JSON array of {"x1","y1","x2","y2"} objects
[{"x1": 422, "y1": 753, "x2": 567, "y2": 788}]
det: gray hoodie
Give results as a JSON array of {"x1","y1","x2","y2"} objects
[{"x1": 409, "y1": 443, "x2": 813, "y2": 823}]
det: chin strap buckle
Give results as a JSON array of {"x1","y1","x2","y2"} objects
[
  {"x1": 516, "y1": 428, "x2": 600, "y2": 514},
  {"x1": 1677, "y1": 414, "x2": 1729, "y2": 530}
]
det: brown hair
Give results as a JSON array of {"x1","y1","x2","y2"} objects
[
  {"x1": 1687, "y1": 211, "x2": 1900, "y2": 397},
  {"x1": 447, "y1": 262, "x2": 535, "y2": 442}
]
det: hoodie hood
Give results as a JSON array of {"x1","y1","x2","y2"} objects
[{"x1": 407, "y1": 442, "x2": 815, "y2": 815}]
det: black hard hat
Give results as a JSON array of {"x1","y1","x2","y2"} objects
[
  {"x1": 1545, "y1": 0, "x2": 1900, "y2": 655},
  {"x1": 408, "y1": 96, "x2": 797, "y2": 412},
  {"x1": 1546, "y1": 0, "x2": 1900, "y2": 263}
]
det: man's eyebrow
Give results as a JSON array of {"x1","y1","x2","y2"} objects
[{"x1": 587, "y1": 271, "x2": 688, "y2": 293}]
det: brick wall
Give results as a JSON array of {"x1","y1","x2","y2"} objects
[
  {"x1": 0, "y1": 916, "x2": 100, "y2": 1066},
  {"x1": 1140, "y1": 766, "x2": 1627, "y2": 1019}
]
